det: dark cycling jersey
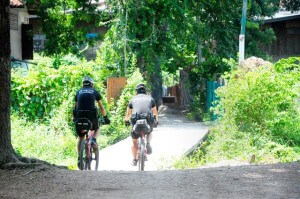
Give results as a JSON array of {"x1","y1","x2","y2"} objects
[
  {"x1": 75, "y1": 87, "x2": 101, "y2": 110},
  {"x1": 128, "y1": 94, "x2": 156, "y2": 114}
]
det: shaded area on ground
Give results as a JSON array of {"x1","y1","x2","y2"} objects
[{"x1": 0, "y1": 162, "x2": 299, "y2": 199}]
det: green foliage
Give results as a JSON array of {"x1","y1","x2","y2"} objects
[
  {"x1": 101, "y1": 69, "x2": 145, "y2": 144},
  {"x1": 281, "y1": 0, "x2": 300, "y2": 11},
  {"x1": 11, "y1": 56, "x2": 104, "y2": 121},
  {"x1": 175, "y1": 57, "x2": 300, "y2": 169},
  {"x1": 94, "y1": 27, "x2": 137, "y2": 78},
  {"x1": 10, "y1": 54, "x2": 135, "y2": 167},
  {"x1": 187, "y1": 58, "x2": 231, "y2": 121},
  {"x1": 215, "y1": 57, "x2": 300, "y2": 146},
  {"x1": 162, "y1": 71, "x2": 179, "y2": 87},
  {"x1": 25, "y1": 0, "x2": 109, "y2": 56},
  {"x1": 11, "y1": 114, "x2": 78, "y2": 168},
  {"x1": 246, "y1": 23, "x2": 276, "y2": 59}
]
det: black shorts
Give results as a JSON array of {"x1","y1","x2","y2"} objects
[{"x1": 75, "y1": 110, "x2": 99, "y2": 137}]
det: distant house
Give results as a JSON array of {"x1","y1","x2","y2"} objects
[
  {"x1": 10, "y1": 0, "x2": 33, "y2": 60},
  {"x1": 262, "y1": 11, "x2": 300, "y2": 61}
]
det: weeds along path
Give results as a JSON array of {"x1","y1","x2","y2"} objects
[{"x1": 97, "y1": 110, "x2": 208, "y2": 171}]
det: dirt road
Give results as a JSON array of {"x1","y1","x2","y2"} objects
[{"x1": 0, "y1": 162, "x2": 299, "y2": 199}]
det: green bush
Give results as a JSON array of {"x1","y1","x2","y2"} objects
[
  {"x1": 11, "y1": 60, "x2": 105, "y2": 121},
  {"x1": 175, "y1": 57, "x2": 300, "y2": 169},
  {"x1": 215, "y1": 57, "x2": 300, "y2": 146}
]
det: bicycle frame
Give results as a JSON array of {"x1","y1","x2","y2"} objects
[{"x1": 85, "y1": 130, "x2": 94, "y2": 165}]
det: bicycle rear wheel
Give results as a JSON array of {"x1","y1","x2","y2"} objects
[
  {"x1": 138, "y1": 144, "x2": 145, "y2": 171},
  {"x1": 85, "y1": 144, "x2": 91, "y2": 170},
  {"x1": 78, "y1": 139, "x2": 85, "y2": 170},
  {"x1": 92, "y1": 144, "x2": 99, "y2": 171}
]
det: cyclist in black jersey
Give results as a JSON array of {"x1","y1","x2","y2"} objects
[
  {"x1": 74, "y1": 76, "x2": 110, "y2": 167},
  {"x1": 124, "y1": 83, "x2": 158, "y2": 166}
]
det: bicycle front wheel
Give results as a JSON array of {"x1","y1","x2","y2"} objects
[{"x1": 138, "y1": 144, "x2": 145, "y2": 171}]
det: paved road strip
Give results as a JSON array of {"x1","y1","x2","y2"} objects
[{"x1": 98, "y1": 113, "x2": 208, "y2": 171}]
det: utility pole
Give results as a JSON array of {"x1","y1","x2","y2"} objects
[
  {"x1": 239, "y1": 0, "x2": 248, "y2": 64},
  {"x1": 123, "y1": 2, "x2": 128, "y2": 77},
  {"x1": 196, "y1": 16, "x2": 202, "y2": 66}
]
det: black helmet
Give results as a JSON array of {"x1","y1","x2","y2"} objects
[
  {"x1": 135, "y1": 83, "x2": 146, "y2": 93},
  {"x1": 82, "y1": 76, "x2": 94, "y2": 87}
]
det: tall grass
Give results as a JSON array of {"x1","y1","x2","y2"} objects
[{"x1": 11, "y1": 114, "x2": 78, "y2": 169}]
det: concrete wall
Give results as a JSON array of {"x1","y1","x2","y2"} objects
[{"x1": 10, "y1": 7, "x2": 29, "y2": 60}]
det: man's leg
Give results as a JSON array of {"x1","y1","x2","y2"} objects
[
  {"x1": 146, "y1": 132, "x2": 152, "y2": 143},
  {"x1": 92, "y1": 114, "x2": 99, "y2": 140},
  {"x1": 132, "y1": 139, "x2": 138, "y2": 165},
  {"x1": 93, "y1": 129, "x2": 99, "y2": 138},
  {"x1": 77, "y1": 134, "x2": 85, "y2": 153}
]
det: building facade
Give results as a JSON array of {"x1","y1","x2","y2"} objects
[
  {"x1": 10, "y1": 0, "x2": 33, "y2": 60},
  {"x1": 262, "y1": 11, "x2": 300, "y2": 61}
]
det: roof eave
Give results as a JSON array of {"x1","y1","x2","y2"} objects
[{"x1": 264, "y1": 15, "x2": 300, "y2": 24}]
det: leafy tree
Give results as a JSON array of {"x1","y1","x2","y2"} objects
[
  {"x1": 105, "y1": 0, "x2": 181, "y2": 104},
  {"x1": 281, "y1": 0, "x2": 300, "y2": 11}
]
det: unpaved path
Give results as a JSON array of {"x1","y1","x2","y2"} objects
[
  {"x1": 0, "y1": 162, "x2": 299, "y2": 198},
  {"x1": 97, "y1": 112, "x2": 208, "y2": 171}
]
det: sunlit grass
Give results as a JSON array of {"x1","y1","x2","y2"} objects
[{"x1": 11, "y1": 114, "x2": 78, "y2": 169}]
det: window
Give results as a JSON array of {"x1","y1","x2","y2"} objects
[
  {"x1": 10, "y1": 13, "x2": 18, "y2": 30},
  {"x1": 33, "y1": 34, "x2": 46, "y2": 52}
]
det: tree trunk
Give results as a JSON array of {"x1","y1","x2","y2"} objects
[
  {"x1": 150, "y1": 57, "x2": 163, "y2": 107},
  {"x1": 180, "y1": 70, "x2": 193, "y2": 107},
  {"x1": 137, "y1": 55, "x2": 144, "y2": 73},
  {"x1": 0, "y1": 0, "x2": 14, "y2": 165}
]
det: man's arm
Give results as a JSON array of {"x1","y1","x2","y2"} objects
[
  {"x1": 124, "y1": 107, "x2": 132, "y2": 121},
  {"x1": 152, "y1": 106, "x2": 158, "y2": 121},
  {"x1": 97, "y1": 100, "x2": 107, "y2": 116},
  {"x1": 151, "y1": 106, "x2": 158, "y2": 123}
]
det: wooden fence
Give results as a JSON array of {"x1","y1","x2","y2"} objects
[{"x1": 107, "y1": 77, "x2": 127, "y2": 103}]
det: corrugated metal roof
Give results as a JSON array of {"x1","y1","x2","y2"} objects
[
  {"x1": 264, "y1": 11, "x2": 300, "y2": 23},
  {"x1": 10, "y1": 0, "x2": 24, "y2": 7}
]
